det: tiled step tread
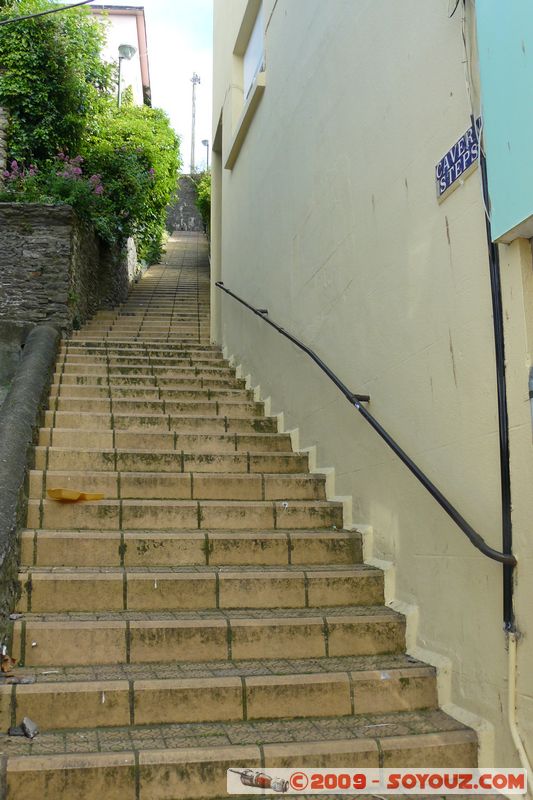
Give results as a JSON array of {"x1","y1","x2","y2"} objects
[
  {"x1": 21, "y1": 564, "x2": 376, "y2": 575},
  {"x1": 13, "y1": 604, "x2": 402, "y2": 622},
  {"x1": 2, "y1": 709, "x2": 476, "y2": 756},
  {"x1": 3, "y1": 733, "x2": 479, "y2": 800},
  {"x1": 9, "y1": 653, "x2": 430, "y2": 683},
  {"x1": 0, "y1": 659, "x2": 437, "y2": 732}
]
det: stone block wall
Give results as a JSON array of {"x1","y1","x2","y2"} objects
[
  {"x1": 0, "y1": 203, "x2": 133, "y2": 331},
  {"x1": 166, "y1": 175, "x2": 204, "y2": 233}
]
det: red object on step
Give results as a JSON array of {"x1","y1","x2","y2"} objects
[{"x1": 230, "y1": 769, "x2": 289, "y2": 793}]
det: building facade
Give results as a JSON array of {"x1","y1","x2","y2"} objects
[
  {"x1": 91, "y1": 4, "x2": 151, "y2": 105},
  {"x1": 212, "y1": 0, "x2": 533, "y2": 773}
]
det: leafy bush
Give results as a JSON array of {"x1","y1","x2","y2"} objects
[
  {"x1": 195, "y1": 171, "x2": 211, "y2": 229},
  {"x1": 82, "y1": 103, "x2": 181, "y2": 263},
  {"x1": 0, "y1": 0, "x2": 181, "y2": 264},
  {"x1": 0, "y1": 0, "x2": 113, "y2": 164}
]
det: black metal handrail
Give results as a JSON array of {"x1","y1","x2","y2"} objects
[{"x1": 216, "y1": 280, "x2": 516, "y2": 567}]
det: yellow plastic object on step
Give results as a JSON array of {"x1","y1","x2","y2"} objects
[{"x1": 47, "y1": 488, "x2": 105, "y2": 503}]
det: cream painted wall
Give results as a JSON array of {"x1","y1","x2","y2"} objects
[
  {"x1": 97, "y1": 15, "x2": 145, "y2": 105},
  {"x1": 212, "y1": 0, "x2": 533, "y2": 767}
]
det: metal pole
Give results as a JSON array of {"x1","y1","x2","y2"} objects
[
  {"x1": 190, "y1": 73, "x2": 200, "y2": 173},
  {"x1": 202, "y1": 140, "x2": 209, "y2": 171},
  {"x1": 479, "y1": 147, "x2": 515, "y2": 631},
  {"x1": 117, "y1": 57, "x2": 123, "y2": 107}
]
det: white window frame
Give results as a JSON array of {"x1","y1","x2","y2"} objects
[{"x1": 243, "y1": 4, "x2": 264, "y2": 101}]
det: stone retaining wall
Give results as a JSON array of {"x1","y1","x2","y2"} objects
[
  {"x1": 0, "y1": 203, "x2": 134, "y2": 331},
  {"x1": 166, "y1": 175, "x2": 204, "y2": 233}
]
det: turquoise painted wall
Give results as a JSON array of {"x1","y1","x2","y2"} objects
[{"x1": 476, "y1": 0, "x2": 533, "y2": 241}]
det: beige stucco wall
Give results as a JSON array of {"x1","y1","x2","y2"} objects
[{"x1": 212, "y1": 0, "x2": 533, "y2": 769}]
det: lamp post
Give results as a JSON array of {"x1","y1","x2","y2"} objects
[
  {"x1": 117, "y1": 43, "x2": 137, "y2": 107},
  {"x1": 201, "y1": 139, "x2": 209, "y2": 171},
  {"x1": 190, "y1": 72, "x2": 201, "y2": 173}
]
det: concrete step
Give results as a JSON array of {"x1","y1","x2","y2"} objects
[
  {"x1": 49, "y1": 397, "x2": 264, "y2": 417},
  {"x1": 70, "y1": 334, "x2": 212, "y2": 343},
  {"x1": 29, "y1": 470, "x2": 326, "y2": 501},
  {"x1": 64, "y1": 340, "x2": 220, "y2": 352},
  {"x1": 58, "y1": 354, "x2": 228, "y2": 368},
  {"x1": 26, "y1": 498, "x2": 344, "y2": 531},
  {"x1": 0, "y1": 656, "x2": 436, "y2": 731},
  {"x1": 38, "y1": 428, "x2": 294, "y2": 453},
  {"x1": 11, "y1": 607, "x2": 406, "y2": 667},
  {"x1": 3, "y1": 720, "x2": 477, "y2": 800},
  {"x1": 34, "y1": 447, "x2": 309, "y2": 475},
  {"x1": 50, "y1": 385, "x2": 255, "y2": 401},
  {"x1": 58, "y1": 364, "x2": 234, "y2": 378},
  {"x1": 60, "y1": 346, "x2": 225, "y2": 361},
  {"x1": 18, "y1": 565, "x2": 382, "y2": 613},
  {"x1": 54, "y1": 372, "x2": 246, "y2": 390},
  {"x1": 20, "y1": 529, "x2": 362, "y2": 568},
  {"x1": 43, "y1": 411, "x2": 277, "y2": 434}
]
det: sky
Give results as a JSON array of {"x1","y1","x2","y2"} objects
[{"x1": 96, "y1": 0, "x2": 213, "y2": 173}]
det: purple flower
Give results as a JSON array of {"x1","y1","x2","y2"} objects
[
  {"x1": 94, "y1": 184, "x2": 104, "y2": 195},
  {"x1": 72, "y1": 167, "x2": 82, "y2": 176},
  {"x1": 10, "y1": 160, "x2": 19, "y2": 171},
  {"x1": 89, "y1": 174, "x2": 102, "y2": 185}
]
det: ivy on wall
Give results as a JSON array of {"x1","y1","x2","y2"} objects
[
  {"x1": 0, "y1": 0, "x2": 113, "y2": 163},
  {"x1": 195, "y1": 171, "x2": 211, "y2": 231}
]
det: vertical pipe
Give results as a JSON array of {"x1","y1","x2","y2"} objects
[
  {"x1": 191, "y1": 80, "x2": 196, "y2": 172},
  {"x1": 479, "y1": 148, "x2": 515, "y2": 631}
]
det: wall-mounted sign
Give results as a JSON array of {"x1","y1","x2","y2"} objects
[{"x1": 436, "y1": 118, "x2": 481, "y2": 202}]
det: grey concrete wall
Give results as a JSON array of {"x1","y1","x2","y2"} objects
[
  {"x1": 0, "y1": 204, "x2": 131, "y2": 331},
  {"x1": 0, "y1": 324, "x2": 59, "y2": 640},
  {"x1": 0, "y1": 321, "x2": 33, "y2": 408},
  {"x1": 167, "y1": 175, "x2": 204, "y2": 233}
]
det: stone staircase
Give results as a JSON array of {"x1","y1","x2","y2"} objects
[{"x1": 1, "y1": 232, "x2": 476, "y2": 798}]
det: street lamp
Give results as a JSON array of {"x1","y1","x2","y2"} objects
[
  {"x1": 201, "y1": 139, "x2": 209, "y2": 171},
  {"x1": 190, "y1": 73, "x2": 201, "y2": 172},
  {"x1": 117, "y1": 43, "x2": 137, "y2": 107}
]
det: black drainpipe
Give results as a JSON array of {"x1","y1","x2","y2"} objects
[{"x1": 479, "y1": 146, "x2": 515, "y2": 632}]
